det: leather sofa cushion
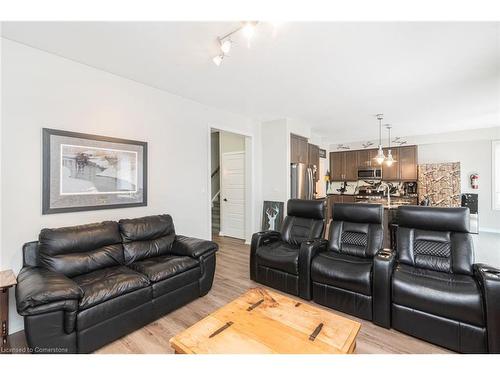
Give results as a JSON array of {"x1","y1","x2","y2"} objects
[
  {"x1": 392, "y1": 264, "x2": 484, "y2": 326},
  {"x1": 77, "y1": 287, "x2": 151, "y2": 331},
  {"x1": 281, "y1": 216, "x2": 324, "y2": 247},
  {"x1": 119, "y1": 215, "x2": 176, "y2": 264},
  {"x1": 39, "y1": 221, "x2": 123, "y2": 277},
  {"x1": 311, "y1": 251, "x2": 373, "y2": 295},
  {"x1": 255, "y1": 242, "x2": 300, "y2": 275},
  {"x1": 73, "y1": 266, "x2": 150, "y2": 310},
  {"x1": 129, "y1": 255, "x2": 199, "y2": 283},
  {"x1": 152, "y1": 266, "x2": 201, "y2": 298}
]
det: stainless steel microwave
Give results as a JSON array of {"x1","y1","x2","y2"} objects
[{"x1": 357, "y1": 168, "x2": 382, "y2": 180}]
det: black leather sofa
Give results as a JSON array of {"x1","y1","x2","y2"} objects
[
  {"x1": 309, "y1": 203, "x2": 394, "y2": 326},
  {"x1": 250, "y1": 199, "x2": 326, "y2": 299},
  {"x1": 16, "y1": 214, "x2": 217, "y2": 353},
  {"x1": 391, "y1": 206, "x2": 500, "y2": 353}
]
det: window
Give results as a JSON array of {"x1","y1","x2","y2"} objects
[{"x1": 494, "y1": 140, "x2": 500, "y2": 210}]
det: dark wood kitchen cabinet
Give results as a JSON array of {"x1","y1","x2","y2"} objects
[
  {"x1": 290, "y1": 134, "x2": 308, "y2": 164},
  {"x1": 308, "y1": 143, "x2": 320, "y2": 181},
  {"x1": 344, "y1": 151, "x2": 358, "y2": 180},
  {"x1": 329, "y1": 152, "x2": 345, "y2": 181},
  {"x1": 381, "y1": 147, "x2": 400, "y2": 181},
  {"x1": 399, "y1": 145, "x2": 418, "y2": 180},
  {"x1": 358, "y1": 149, "x2": 378, "y2": 168},
  {"x1": 329, "y1": 151, "x2": 357, "y2": 181}
]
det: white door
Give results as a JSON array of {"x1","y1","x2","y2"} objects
[{"x1": 220, "y1": 152, "x2": 245, "y2": 239}]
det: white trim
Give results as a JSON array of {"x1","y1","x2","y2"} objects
[
  {"x1": 207, "y1": 124, "x2": 255, "y2": 243},
  {"x1": 480, "y1": 227, "x2": 500, "y2": 234},
  {"x1": 493, "y1": 140, "x2": 500, "y2": 211}
]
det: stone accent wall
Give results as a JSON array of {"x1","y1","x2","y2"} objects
[{"x1": 417, "y1": 162, "x2": 461, "y2": 207}]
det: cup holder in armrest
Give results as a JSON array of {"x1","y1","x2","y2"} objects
[{"x1": 378, "y1": 249, "x2": 393, "y2": 259}]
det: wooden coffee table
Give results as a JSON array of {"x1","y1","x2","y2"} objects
[{"x1": 169, "y1": 287, "x2": 361, "y2": 354}]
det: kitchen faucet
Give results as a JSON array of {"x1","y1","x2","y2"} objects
[{"x1": 377, "y1": 182, "x2": 391, "y2": 207}]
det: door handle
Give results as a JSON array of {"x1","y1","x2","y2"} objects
[{"x1": 223, "y1": 198, "x2": 227, "y2": 202}]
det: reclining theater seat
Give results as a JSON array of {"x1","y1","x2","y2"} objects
[
  {"x1": 392, "y1": 206, "x2": 500, "y2": 353},
  {"x1": 250, "y1": 199, "x2": 326, "y2": 299},
  {"x1": 15, "y1": 214, "x2": 218, "y2": 353},
  {"x1": 311, "y1": 203, "x2": 394, "y2": 325}
]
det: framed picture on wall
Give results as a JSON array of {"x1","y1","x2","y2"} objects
[
  {"x1": 42, "y1": 128, "x2": 147, "y2": 214},
  {"x1": 261, "y1": 201, "x2": 284, "y2": 232}
]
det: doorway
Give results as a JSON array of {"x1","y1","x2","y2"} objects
[{"x1": 210, "y1": 129, "x2": 248, "y2": 241}]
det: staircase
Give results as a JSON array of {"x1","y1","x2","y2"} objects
[{"x1": 212, "y1": 196, "x2": 220, "y2": 235}]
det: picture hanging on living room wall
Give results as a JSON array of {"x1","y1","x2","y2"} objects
[
  {"x1": 261, "y1": 201, "x2": 284, "y2": 232},
  {"x1": 42, "y1": 128, "x2": 147, "y2": 214}
]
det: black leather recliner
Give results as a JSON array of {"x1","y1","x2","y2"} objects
[
  {"x1": 16, "y1": 214, "x2": 217, "y2": 353},
  {"x1": 310, "y1": 203, "x2": 394, "y2": 326},
  {"x1": 250, "y1": 199, "x2": 326, "y2": 299},
  {"x1": 391, "y1": 206, "x2": 500, "y2": 353}
]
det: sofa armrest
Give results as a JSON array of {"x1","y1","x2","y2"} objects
[
  {"x1": 474, "y1": 263, "x2": 500, "y2": 353},
  {"x1": 171, "y1": 235, "x2": 218, "y2": 259},
  {"x1": 298, "y1": 239, "x2": 328, "y2": 300},
  {"x1": 16, "y1": 267, "x2": 82, "y2": 315},
  {"x1": 373, "y1": 248, "x2": 396, "y2": 328},
  {"x1": 249, "y1": 231, "x2": 282, "y2": 280}
]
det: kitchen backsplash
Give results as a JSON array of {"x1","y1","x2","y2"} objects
[{"x1": 327, "y1": 180, "x2": 407, "y2": 196}]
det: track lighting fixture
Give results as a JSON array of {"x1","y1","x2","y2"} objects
[
  {"x1": 212, "y1": 21, "x2": 260, "y2": 66},
  {"x1": 219, "y1": 38, "x2": 232, "y2": 54},
  {"x1": 212, "y1": 54, "x2": 224, "y2": 67}
]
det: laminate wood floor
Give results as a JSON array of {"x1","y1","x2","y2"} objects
[{"x1": 10, "y1": 235, "x2": 451, "y2": 354}]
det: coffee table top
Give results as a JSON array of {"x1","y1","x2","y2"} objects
[{"x1": 169, "y1": 287, "x2": 361, "y2": 354}]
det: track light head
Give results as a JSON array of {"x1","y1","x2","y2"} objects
[
  {"x1": 242, "y1": 21, "x2": 257, "y2": 40},
  {"x1": 220, "y1": 39, "x2": 232, "y2": 54},
  {"x1": 212, "y1": 54, "x2": 224, "y2": 66}
]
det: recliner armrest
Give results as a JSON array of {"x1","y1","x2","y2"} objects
[
  {"x1": 250, "y1": 230, "x2": 282, "y2": 280},
  {"x1": 474, "y1": 263, "x2": 500, "y2": 353},
  {"x1": 298, "y1": 239, "x2": 328, "y2": 300},
  {"x1": 373, "y1": 248, "x2": 396, "y2": 328},
  {"x1": 170, "y1": 235, "x2": 218, "y2": 259},
  {"x1": 16, "y1": 267, "x2": 82, "y2": 315}
]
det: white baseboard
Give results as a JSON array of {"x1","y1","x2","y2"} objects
[{"x1": 479, "y1": 227, "x2": 500, "y2": 234}]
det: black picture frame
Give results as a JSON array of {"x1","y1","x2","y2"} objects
[
  {"x1": 42, "y1": 128, "x2": 148, "y2": 214},
  {"x1": 261, "y1": 201, "x2": 284, "y2": 231}
]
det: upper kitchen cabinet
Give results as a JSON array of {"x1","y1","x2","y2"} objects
[
  {"x1": 382, "y1": 147, "x2": 400, "y2": 180},
  {"x1": 329, "y1": 151, "x2": 345, "y2": 180},
  {"x1": 290, "y1": 134, "x2": 309, "y2": 164},
  {"x1": 399, "y1": 145, "x2": 418, "y2": 180},
  {"x1": 329, "y1": 151, "x2": 357, "y2": 181},
  {"x1": 308, "y1": 143, "x2": 320, "y2": 181},
  {"x1": 344, "y1": 151, "x2": 358, "y2": 180},
  {"x1": 358, "y1": 149, "x2": 378, "y2": 168}
]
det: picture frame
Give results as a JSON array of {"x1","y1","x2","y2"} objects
[
  {"x1": 42, "y1": 128, "x2": 147, "y2": 214},
  {"x1": 261, "y1": 201, "x2": 284, "y2": 231}
]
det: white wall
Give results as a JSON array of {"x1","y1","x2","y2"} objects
[
  {"x1": 1, "y1": 39, "x2": 260, "y2": 333},
  {"x1": 261, "y1": 119, "x2": 288, "y2": 203}
]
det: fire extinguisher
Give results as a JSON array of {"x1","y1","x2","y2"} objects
[{"x1": 470, "y1": 173, "x2": 479, "y2": 189}]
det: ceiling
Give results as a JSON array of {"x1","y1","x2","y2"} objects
[{"x1": 2, "y1": 21, "x2": 499, "y2": 143}]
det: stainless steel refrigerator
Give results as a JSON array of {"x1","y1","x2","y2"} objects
[{"x1": 291, "y1": 163, "x2": 314, "y2": 200}]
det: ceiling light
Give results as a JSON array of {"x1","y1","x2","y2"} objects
[
  {"x1": 374, "y1": 114, "x2": 386, "y2": 164},
  {"x1": 385, "y1": 125, "x2": 397, "y2": 166},
  {"x1": 212, "y1": 54, "x2": 224, "y2": 66},
  {"x1": 220, "y1": 39, "x2": 232, "y2": 54},
  {"x1": 242, "y1": 21, "x2": 257, "y2": 41}
]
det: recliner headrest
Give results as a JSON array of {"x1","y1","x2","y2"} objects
[
  {"x1": 333, "y1": 203, "x2": 383, "y2": 224},
  {"x1": 398, "y1": 206, "x2": 470, "y2": 233},
  {"x1": 287, "y1": 199, "x2": 325, "y2": 220}
]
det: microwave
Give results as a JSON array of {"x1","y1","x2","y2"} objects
[{"x1": 357, "y1": 168, "x2": 382, "y2": 180}]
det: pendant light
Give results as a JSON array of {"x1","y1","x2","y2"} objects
[
  {"x1": 385, "y1": 125, "x2": 397, "y2": 167},
  {"x1": 374, "y1": 114, "x2": 386, "y2": 164}
]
